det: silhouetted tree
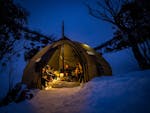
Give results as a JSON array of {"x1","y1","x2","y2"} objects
[
  {"x1": 0, "y1": 0, "x2": 55, "y2": 66},
  {"x1": 86, "y1": 0, "x2": 150, "y2": 69},
  {"x1": 0, "y1": 0, "x2": 27, "y2": 63}
]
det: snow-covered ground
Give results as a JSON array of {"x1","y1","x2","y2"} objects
[
  {"x1": 0, "y1": 48, "x2": 150, "y2": 113},
  {"x1": 0, "y1": 69, "x2": 150, "y2": 113},
  {"x1": 0, "y1": 56, "x2": 26, "y2": 101},
  {"x1": 103, "y1": 48, "x2": 140, "y2": 75}
]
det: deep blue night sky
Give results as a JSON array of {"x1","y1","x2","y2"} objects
[{"x1": 15, "y1": 0, "x2": 114, "y2": 47}]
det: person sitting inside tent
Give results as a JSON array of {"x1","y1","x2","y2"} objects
[
  {"x1": 45, "y1": 65, "x2": 56, "y2": 80},
  {"x1": 75, "y1": 62, "x2": 83, "y2": 82},
  {"x1": 41, "y1": 68, "x2": 49, "y2": 89},
  {"x1": 64, "y1": 64, "x2": 72, "y2": 81}
]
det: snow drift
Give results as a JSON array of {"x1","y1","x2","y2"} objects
[
  {"x1": 103, "y1": 48, "x2": 140, "y2": 75},
  {"x1": 0, "y1": 70, "x2": 150, "y2": 113},
  {"x1": 0, "y1": 48, "x2": 149, "y2": 113}
]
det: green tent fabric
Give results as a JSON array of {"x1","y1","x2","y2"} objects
[{"x1": 22, "y1": 37, "x2": 112, "y2": 89}]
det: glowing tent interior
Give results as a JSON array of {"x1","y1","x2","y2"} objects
[{"x1": 22, "y1": 24, "x2": 112, "y2": 89}]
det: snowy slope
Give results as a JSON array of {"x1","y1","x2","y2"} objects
[
  {"x1": 80, "y1": 70, "x2": 150, "y2": 113},
  {"x1": 103, "y1": 48, "x2": 140, "y2": 75},
  {"x1": 0, "y1": 48, "x2": 149, "y2": 113},
  {"x1": 0, "y1": 70, "x2": 150, "y2": 113},
  {"x1": 0, "y1": 56, "x2": 26, "y2": 101}
]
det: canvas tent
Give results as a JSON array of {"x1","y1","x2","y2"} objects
[{"x1": 22, "y1": 37, "x2": 112, "y2": 89}]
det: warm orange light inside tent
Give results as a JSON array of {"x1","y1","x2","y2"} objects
[
  {"x1": 60, "y1": 73, "x2": 64, "y2": 78},
  {"x1": 45, "y1": 86, "x2": 52, "y2": 90}
]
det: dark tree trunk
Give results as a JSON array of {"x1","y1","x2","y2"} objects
[
  {"x1": 121, "y1": 28, "x2": 150, "y2": 69},
  {"x1": 132, "y1": 44, "x2": 148, "y2": 69},
  {"x1": 129, "y1": 38, "x2": 150, "y2": 69}
]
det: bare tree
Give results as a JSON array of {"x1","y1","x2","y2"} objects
[
  {"x1": 0, "y1": 0, "x2": 55, "y2": 66},
  {"x1": 86, "y1": 0, "x2": 150, "y2": 69}
]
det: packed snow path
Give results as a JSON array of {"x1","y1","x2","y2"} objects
[
  {"x1": 0, "y1": 70, "x2": 150, "y2": 113},
  {"x1": 30, "y1": 86, "x2": 84, "y2": 113}
]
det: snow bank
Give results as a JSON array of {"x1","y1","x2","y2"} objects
[
  {"x1": 0, "y1": 48, "x2": 149, "y2": 113},
  {"x1": 0, "y1": 70, "x2": 150, "y2": 113},
  {"x1": 79, "y1": 69, "x2": 150, "y2": 113},
  {"x1": 0, "y1": 56, "x2": 26, "y2": 101},
  {"x1": 103, "y1": 48, "x2": 140, "y2": 75}
]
